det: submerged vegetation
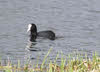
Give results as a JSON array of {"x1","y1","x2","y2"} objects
[{"x1": 0, "y1": 49, "x2": 100, "y2": 72}]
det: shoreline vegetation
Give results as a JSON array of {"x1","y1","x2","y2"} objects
[{"x1": 0, "y1": 49, "x2": 100, "y2": 72}]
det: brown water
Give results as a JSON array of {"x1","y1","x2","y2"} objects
[{"x1": 0, "y1": 0, "x2": 100, "y2": 65}]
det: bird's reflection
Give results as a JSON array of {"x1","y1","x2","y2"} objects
[
  {"x1": 26, "y1": 40, "x2": 42, "y2": 52},
  {"x1": 24, "y1": 41, "x2": 39, "y2": 61},
  {"x1": 27, "y1": 41, "x2": 37, "y2": 48}
]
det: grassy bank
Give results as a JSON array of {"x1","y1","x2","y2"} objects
[{"x1": 0, "y1": 50, "x2": 100, "y2": 72}]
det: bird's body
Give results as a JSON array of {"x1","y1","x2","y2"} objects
[{"x1": 37, "y1": 30, "x2": 55, "y2": 40}]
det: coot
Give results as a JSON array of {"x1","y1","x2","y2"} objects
[{"x1": 27, "y1": 23, "x2": 55, "y2": 42}]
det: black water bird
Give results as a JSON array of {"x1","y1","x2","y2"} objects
[{"x1": 27, "y1": 23, "x2": 55, "y2": 42}]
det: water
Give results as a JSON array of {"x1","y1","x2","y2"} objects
[{"x1": 0, "y1": 0, "x2": 100, "y2": 65}]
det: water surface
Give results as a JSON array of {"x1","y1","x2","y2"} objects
[{"x1": 0, "y1": 0, "x2": 100, "y2": 65}]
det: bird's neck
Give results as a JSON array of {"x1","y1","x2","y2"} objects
[{"x1": 30, "y1": 32, "x2": 37, "y2": 42}]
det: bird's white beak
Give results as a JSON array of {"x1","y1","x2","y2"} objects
[{"x1": 27, "y1": 24, "x2": 32, "y2": 32}]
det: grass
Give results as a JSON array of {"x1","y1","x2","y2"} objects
[{"x1": 0, "y1": 50, "x2": 100, "y2": 72}]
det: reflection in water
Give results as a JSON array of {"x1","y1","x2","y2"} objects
[
  {"x1": 26, "y1": 41, "x2": 42, "y2": 51},
  {"x1": 27, "y1": 41, "x2": 37, "y2": 48},
  {"x1": 24, "y1": 41, "x2": 41, "y2": 61}
]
